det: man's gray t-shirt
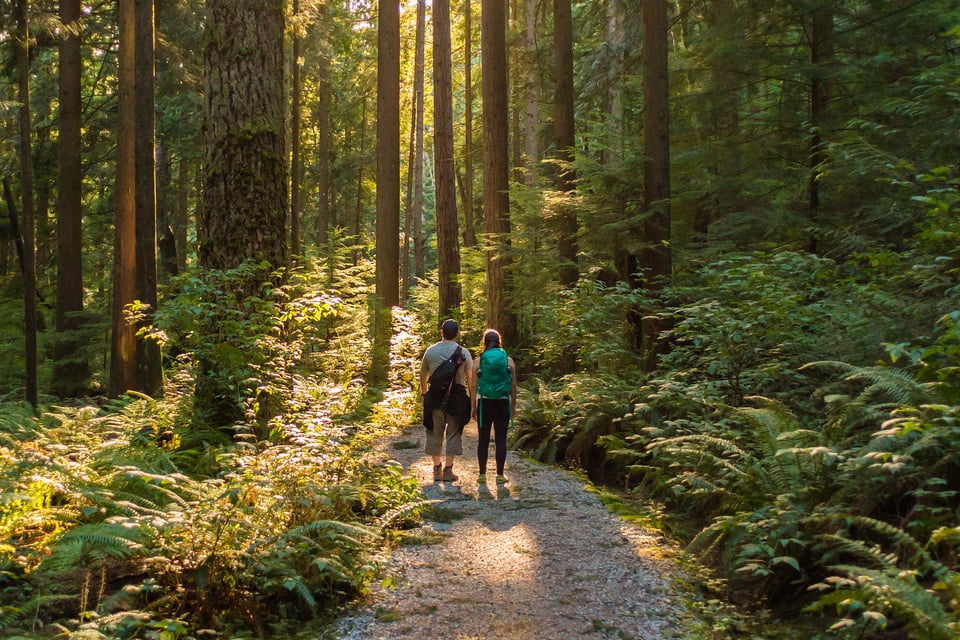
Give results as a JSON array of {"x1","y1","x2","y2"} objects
[{"x1": 421, "y1": 341, "x2": 473, "y2": 388}]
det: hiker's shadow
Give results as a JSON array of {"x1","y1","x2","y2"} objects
[{"x1": 474, "y1": 482, "x2": 525, "y2": 532}]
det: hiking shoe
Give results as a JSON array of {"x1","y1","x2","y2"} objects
[
  {"x1": 495, "y1": 475, "x2": 508, "y2": 484},
  {"x1": 442, "y1": 466, "x2": 459, "y2": 482},
  {"x1": 477, "y1": 473, "x2": 487, "y2": 483},
  {"x1": 433, "y1": 464, "x2": 443, "y2": 482}
]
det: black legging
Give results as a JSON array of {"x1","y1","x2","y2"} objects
[{"x1": 477, "y1": 398, "x2": 510, "y2": 475}]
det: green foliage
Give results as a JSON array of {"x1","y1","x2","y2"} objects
[{"x1": 143, "y1": 262, "x2": 343, "y2": 428}]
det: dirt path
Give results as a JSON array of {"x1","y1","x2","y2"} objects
[{"x1": 334, "y1": 420, "x2": 685, "y2": 640}]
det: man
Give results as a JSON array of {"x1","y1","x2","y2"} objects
[{"x1": 420, "y1": 319, "x2": 474, "y2": 482}]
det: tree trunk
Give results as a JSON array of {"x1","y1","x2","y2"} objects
[
  {"x1": 110, "y1": 0, "x2": 137, "y2": 397},
  {"x1": 53, "y1": 0, "x2": 89, "y2": 399},
  {"x1": 434, "y1": 0, "x2": 462, "y2": 319},
  {"x1": 808, "y1": 3, "x2": 833, "y2": 255},
  {"x1": 156, "y1": 141, "x2": 179, "y2": 281},
  {"x1": 602, "y1": 0, "x2": 624, "y2": 165},
  {"x1": 353, "y1": 96, "x2": 366, "y2": 266},
  {"x1": 200, "y1": 0, "x2": 288, "y2": 273},
  {"x1": 317, "y1": 1, "x2": 331, "y2": 250},
  {"x1": 523, "y1": 0, "x2": 538, "y2": 180},
  {"x1": 638, "y1": 0, "x2": 672, "y2": 369},
  {"x1": 462, "y1": 0, "x2": 477, "y2": 247},
  {"x1": 372, "y1": 0, "x2": 401, "y2": 384},
  {"x1": 175, "y1": 157, "x2": 190, "y2": 272},
  {"x1": 554, "y1": 0, "x2": 578, "y2": 286},
  {"x1": 290, "y1": 0, "x2": 302, "y2": 260},
  {"x1": 482, "y1": 0, "x2": 515, "y2": 343},
  {"x1": 135, "y1": 0, "x2": 163, "y2": 398},
  {"x1": 14, "y1": 1, "x2": 37, "y2": 407},
  {"x1": 402, "y1": 0, "x2": 426, "y2": 303},
  {"x1": 641, "y1": 0, "x2": 671, "y2": 285}
]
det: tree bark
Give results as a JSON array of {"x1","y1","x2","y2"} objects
[
  {"x1": 402, "y1": 0, "x2": 426, "y2": 303},
  {"x1": 15, "y1": 0, "x2": 38, "y2": 407},
  {"x1": 110, "y1": 0, "x2": 137, "y2": 397},
  {"x1": 523, "y1": 0, "x2": 538, "y2": 180},
  {"x1": 462, "y1": 0, "x2": 477, "y2": 247},
  {"x1": 156, "y1": 141, "x2": 179, "y2": 281},
  {"x1": 554, "y1": 0, "x2": 578, "y2": 286},
  {"x1": 372, "y1": 0, "x2": 401, "y2": 384},
  {"x1": 52, "y1": 0, "x2": 89, "y2": 399},
  {"x1": 200, "y1": 0, "x2": 288, "y2": 273},
  {"x1": 638, "y1": 0, "x2": 672, "y2": 369},
  {"x1": 808, "y1": 3, "x2": 833, "y2": 255},
  {"x1": 641, "y1": 0, "x2": 671, "y2": 285},
  {"x1": 482, "y1": 0, "x2": 515, "y2": 343},
  {"x1": 317, "y1": 1, "x2": 331, "y2": 249},
  {"x1": 135, "y1": 0, "x2": 163, "y2": 398},
  {"x1": 290, "y1": 0, "x2": 302, "y2": 260},
  {"x1": 434, "y1": 0, "x2": 462, "y2": 319}
]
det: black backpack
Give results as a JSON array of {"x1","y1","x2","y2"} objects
[{"x1": 428, "y1": 346, "x2": 464, "y2": 399}]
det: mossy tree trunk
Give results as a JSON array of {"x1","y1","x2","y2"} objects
[{"x1": 197, "y1": 0, "x2": 288, "y2": 425}]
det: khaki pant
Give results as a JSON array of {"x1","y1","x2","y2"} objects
[{"x1": 424, "y1": 409, "x2": 463, "y2": 456}]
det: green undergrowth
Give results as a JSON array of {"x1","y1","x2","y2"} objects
[{"x1": 0, "y1": 264, "x2": 429, "y2": 639}]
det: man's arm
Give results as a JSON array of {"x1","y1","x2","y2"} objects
[{"x1": 419, "y1": 359, "x2": 430, "y2": 395}]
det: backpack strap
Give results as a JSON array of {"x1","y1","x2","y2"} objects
[{"x1": 439, "y1": 347, "x2": 463, "y2": 412}]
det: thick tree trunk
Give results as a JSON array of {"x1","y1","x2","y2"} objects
[
  {"x1": 53, "y1": 0, "x2": 89, "y2": 399},
  {"x1": 554, "y1": 0, "x2": 578, "y2": 286},
  {"x1": 110, "y1": 0, "x2": 137, "y2": 397},
  {"x1": 482, "y1": 0, "x2": 515, "y2": 343},
  {"x1": 641, "y1": 0, "x2": 671, "y2": 285},
  {"x1": 638, "y1": 0, "x2": 672, "y2": 369},
  {"x1": 434, "y1": 0, "x2": 462, "y2": 319},
  {"x1": 135, "y1": 0, "x2": 163, "y2": 398},
  {"x1": 200, "y1": 0, "x2": 288, "y2": 273},
  {"x1": 199, "y1": 0, "x2": 288, "y2": 424},
  {"x1": 372, "y1": 0, "x2": 401, "y2": 384}
]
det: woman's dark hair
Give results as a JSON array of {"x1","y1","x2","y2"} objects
[{"x1": 482, "y1": 328, "x2": 501, "y2": 350}]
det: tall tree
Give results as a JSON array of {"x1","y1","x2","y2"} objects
[
  {"x1": 290, "y1": 0, "x2": 303, "y2": 259},
  {"x1": 482, "y1": 0, "x2": 514, "y2": 342},
  {"x1": 434, "y1": 0, "x2": 462, "y2": 318},
  {"x1": 199, "y1": 0, "x2": 288, "y2": 421},
  {"x1": 52, "y1": 0, "x2": 89, "y2": 398},
  {"x1": 200, "y1": 0, "x2": 288, "y2": 273},
  {"x1": 13, "y1": 0, "x2": 37, "y2": 407},
  {"x1": 110, "y1": 0, "x2": 138, "y2": 396},
  {"x1": 372, "y1": 0, "x2": 400, "y2": 381},
  {"x1": 641, "y1": 0, "x2": 671, "y2": 284},
  {"x1": 316, "y1": 1, "x2": 332, "y2": 249},
  {"x1": 401, "y1": 0, "x2": 426, "y2": 303},
  {"x1": 135, "y1": 0, "x2": 163, "y2": 397},
  {"x1": 808, "y1": 2, "x2": 833, "y2": 255},
  {"x1": 554, "y1": 0, "x2": 578, "y2": 286},
  {"x1": 522, "y1": 0, "x2": 538, "y2": 181},
  {"x1": 461, "y1": 0, "x2": 477, "y2": 247},
  {"x1": 639, "y1": 0, "x2": 671, "y2": 368}
]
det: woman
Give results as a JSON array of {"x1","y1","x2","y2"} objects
[{"x1": 471, "y1": 329, "x2": 517, "y2": 483}]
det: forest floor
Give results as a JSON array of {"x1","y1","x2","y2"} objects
[{"x1": 333, "y1": 419, "x2": 687, "y2": 640}]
